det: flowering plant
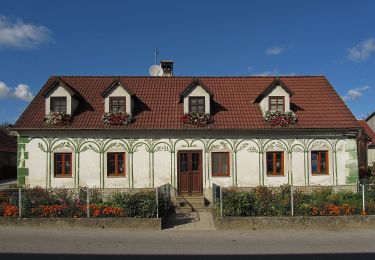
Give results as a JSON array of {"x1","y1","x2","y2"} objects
[
  {"x1": 264, "y1": 110, "x2": 297, "y2": 127},
  {"x1": 45, "y1": 112, "x2": 71, "y2": 126},
  {"x1": 102, "y1": 111, "x2": 133, "y2": 126},
  {"x1": 181, "y1": 112, "x2": 214, "y2": 127}
]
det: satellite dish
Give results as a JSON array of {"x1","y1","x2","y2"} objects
[{"x1": 149, "y1": 65, "x2": 163, "y2": 76}]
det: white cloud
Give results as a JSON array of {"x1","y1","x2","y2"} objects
[
  {"x1": 253, "y1": 71, "x2": 276, "y2": 76},
  {"x1": 347, "y1": 38, "x2": 375, "y2": 62},
  {"x1": 266, "y1": 46, "x2": 286, "y2": 56},
  {"x1": 0, "y1": 81, "x2": 34, "y2": 101},
  {"x1": 0, "y1": 15, "x2": 51, "y2": 49},
  {"x1": 0, "y1": 82, "x2": 11, "y2": 97},
  {"x1": 342, "y1": 86, "x2": 370, "y2": 101},
  {"x1": 252, "y1": 69, "x2": 295, "y2": 76},
  {"x1": 14, "y1": 84, "x2": 34, "y2": 101}
]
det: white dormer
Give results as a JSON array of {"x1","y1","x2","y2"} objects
[
  {"x1": 255, "y1": 78, "x2": 293, "y2": 114},
  {"x1": 102, "y1": 80, "x2": 134, "y2": 116},
  {"x1": 44, "y1": 79, "x2": 78, "y2": 115},
  {"x1": 180, "y1": 79, "x2": 213, "y2": 114}
]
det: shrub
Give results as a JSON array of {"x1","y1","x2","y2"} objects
[{"x1": 107, "y1": 190, "x2": 157, "y2": 218}]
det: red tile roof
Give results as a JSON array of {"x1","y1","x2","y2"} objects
[
  {"x1": 0, "y1": 130, "x2": 16, "y2": 153},
  {"x1": 358, "y1": 120, "x2": 375, "y2": 145},
  {"x1": 15, "y1": 76, "x2": 360, "y2": 131}
]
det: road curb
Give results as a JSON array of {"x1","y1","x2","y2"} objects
[
  {"x1": 0, "y1": 217, "x2": 162, "y2": 230},
  {"x1": 214, "y1": 215, "x2": 375, "y2": 230}
]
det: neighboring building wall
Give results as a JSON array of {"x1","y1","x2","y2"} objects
[
  {"x1": 367, "y1": 116, "x2": 375, "y2": 131},
  {"x1": 0, "y1": 152, "x2": 16, "y2": 179},
  {"x1": 368, "y1": 147, "x2": 375, "y2": 166},
  {"x1": 18, "y1": 132, "x2": 358, "y2": 194}
]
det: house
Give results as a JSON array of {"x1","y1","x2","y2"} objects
[
  {"x1": 0, "y1": 129, "x2": 17, "y2": 180},
  {"x1": 13, "y1": 62, "x2": 361, "y2": 198},
  {"x1": 358, "y1": 115, "x2": 375, "y2": 167}
]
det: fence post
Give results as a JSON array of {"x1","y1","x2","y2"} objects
[
  {"x1": 156, "y1": 188, "x2": 159, "y2": 218},
  {"x1": 220, "y1": 186, "x2": 223, "y2": 218},
  {"x1": 290, "y1": 186, "x2": 294, "y2": 216},
  {"x1": 18, "y1": 188, "x2": 22, "y2": 218},
  {"x1": 362, "y1": 184, "x2": 366, "y2": 213},
  {"x1": 86, "y1": 188, "x2": 90, "y2": 218}
]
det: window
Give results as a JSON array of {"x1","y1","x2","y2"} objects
[
  {"x1": 107, "y1": 152, "x2": 125, "y2": 177},
  {"x1": 189, "y1": 97, "x2": 205, "y2": 114},
  {"x1": 269, "y1": 96, "x2": 284, "y2": 112},
  {"x1": 54, "y1": 153, "x2": 72, "y2": 177},
  {"x1": 266, "y1": 152, "x2": 284, "y2": 176},
  {"x1": 50, "y1": 97, "x2": 67, "y2": 113},
  {"x1": 109, "y1": 97, "x2": 126, "y2": 113},
  {"x1": 311, "y1": 151, "x2": 328, "y2": 175},
  {"x1": 212, "y1": 152, "x2": 230, "y2": 177}
]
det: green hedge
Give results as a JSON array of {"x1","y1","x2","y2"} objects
[{"x1": 218, "y1": 185, "x2": 375, "y2": 217}]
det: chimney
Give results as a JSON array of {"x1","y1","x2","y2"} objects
[{"x1": 160, "y1": 60, "x2": 174, "y2": 76}]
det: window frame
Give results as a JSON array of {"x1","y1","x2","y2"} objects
[
  {"x1": 268, "y1": 96, "x2": 285, "y2": 112},
  {"x1": 266, "y1": 151, "x2": 284, "y2": 176},
  {"x1": 109, "y1": 97, "x2": 126, "y2": 113},
  {"x1": 311, "y1": 150, "x2": 329, "y2": 175},
  {"x1": 211, "y1": 152, "x2": 230, "y2": 177},
  {"x1": 189, "y1": 97, "x2": 205, "y2": 114},
  {"x1": 54, "y1": 153, "x2": 72, "y2": 178},
  {"x1": 50, "y1": 97, "x2": 67, "y2": 113},
  {"x1": 107, "y1": 152, "x2": 126, "y2": 177}
]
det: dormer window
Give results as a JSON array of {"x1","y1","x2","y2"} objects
[
  {"x1": 109, "y1": 97, "x2": 126, "y2": 113},
  {"x1": 50, "y1": 97, "x2": 67, "y2": 113},
  {"x1": 189, "y1": 97, "x2": 205, "y2": 114},
  {"x1": 102, "y1": 80, "x2": 134, "y2": 116},
  {"x1": 269, "y1": 96, "x2": 284, "y2": 112},
  {"x1": 180, "y1": 79, "x2": 214, "y2": 115}
]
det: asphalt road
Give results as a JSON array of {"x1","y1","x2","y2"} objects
[{"x1": 0, "y1": 226, "x2": 375, "y2": 256}]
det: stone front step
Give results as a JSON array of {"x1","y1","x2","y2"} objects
[{"x1": 174, "y1": 196, "x2": 211, "y2": 213}]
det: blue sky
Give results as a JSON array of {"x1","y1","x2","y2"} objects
[{"x1": 0, "y1": 0, "x2": 375, "y2": 123}]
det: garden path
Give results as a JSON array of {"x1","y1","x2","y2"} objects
[{"x1": 163, "y1": 211, "x2": 216, "y2": 231}]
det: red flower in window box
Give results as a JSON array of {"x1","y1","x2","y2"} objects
[
  {"x1": 45, "y1": 112, "x2": 71, "y2": 126},
  {"x1": 102, "y1": 111, "x2": 134, "y2": 126},
  {"x1": 264, "y1": 110, "x2": 297, "y2": 127},
  {"x1": 181, "y1": 112, "x2": 214, "y2": 127}
]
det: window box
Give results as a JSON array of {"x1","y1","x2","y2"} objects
[
  {"x1": 45, "y1": 112, "x2": 71, "y2": 126},
  {"x1": 181, "y1": 112, "x2": 213, "y2": 127},
  {"x1": 102, "y1": 111, "x2": 133, "y2": 126},
  {"x1": 264, "y1": 110, "x2": 297, "y2": 127}
]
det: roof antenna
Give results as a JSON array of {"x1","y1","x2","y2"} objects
[{"x1": 154, "y1": 49, "x2": 159, "y2": 65}]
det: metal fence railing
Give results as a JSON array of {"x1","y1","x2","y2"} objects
[
  {"x1": 0, "y1": 187, "x2": 173, "y2": 218},
  {"x1": 212, "y1": 184, "x2": 375, "y2": 218}
]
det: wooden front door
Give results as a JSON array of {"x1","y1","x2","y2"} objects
[{"x1": 178, "y1": 151, "x2": 203, "y2": 196}]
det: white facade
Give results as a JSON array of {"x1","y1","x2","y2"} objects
[{"x1": 19, "y1": 131, "x2": 358, "y2": 199}]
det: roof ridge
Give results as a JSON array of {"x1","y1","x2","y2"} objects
[{"x1": 55, "y1": 75, "x2": 327, "y2": 78}]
